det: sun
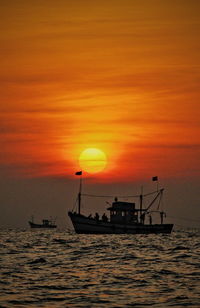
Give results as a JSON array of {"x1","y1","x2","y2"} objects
[{"x1": 79, "y1": 148, "x2": 107, "y2": 174}]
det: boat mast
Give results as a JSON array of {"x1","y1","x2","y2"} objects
[
  {"x1": 140, "y1": 186, "x2": 143, "y2": 223},
  {"x1": 75, "y1": 171, "x2": 83, "y2": 214},
  {"x1": 78, "y1": 172, "x2": 82, "y2": 215}
]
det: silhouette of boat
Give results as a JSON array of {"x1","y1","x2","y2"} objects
[
  {"x1": 68, "y1": 173, "x2": 173, "y2": 234},
  {"x1": 29, "y1": 217, "x2": 57, "y2": 229}
]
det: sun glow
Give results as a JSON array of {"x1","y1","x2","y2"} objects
[{"x1": 79, "y1": 148, "x2": 107, "y2": 174}]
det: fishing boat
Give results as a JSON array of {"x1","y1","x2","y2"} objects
[
  {"x1": 68, "y1": 173, "x2": 173, "y2": 234},
  {"x1": 29, "y1": 217, "x2": 57, "y2": 229}
]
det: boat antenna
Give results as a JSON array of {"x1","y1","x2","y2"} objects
[{"x1": 75, "y1": 171, "x2": 83, "y2": 214}]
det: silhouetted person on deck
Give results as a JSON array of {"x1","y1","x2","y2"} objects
[
  {"x1": 95, "y1": 213, "x2": 99, "y2": 221},
  {"x1": 160, "y1": 211, "x2": 166, "y2": 224},
  {"x1": 140, "y1": 213, "x2": 145, "y2": 224},
  {"x1": 102, "y1": 213, "x2": 108, "y2": 222},
  {"x1": 149, "y1": 215, "x2": 152, "y2": 225}
]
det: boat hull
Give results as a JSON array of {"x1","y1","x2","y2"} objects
[
  {"x1": 29, "y1": 222, "x2": 57, "y2": 229},
  {"x1": 68, "y1": 212, "x2": 173, "y2": 234}
]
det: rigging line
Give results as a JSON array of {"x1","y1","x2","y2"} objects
[
  {"x1": 143, "y1": 190, "x2": 163, "y2": 197},
  {"x1": 173, "y1": 223, "x2": 200, "y2": 230},
  {"x1": 144, "y1": 191, "x2": 161, "y2": 212},
  {"x1": 72, "y1": 195, "x2": 78, "y2": 212},
  {"x1": 173, "y1": 223, "x2": 198, "y2": 229},
  {"x1": 156, "y1": 190, "x2": 163, "y2": 210},
  {"x1": 82, "y1": 193, "x2": 140, "y2": 198},
  {"x1": 167, "y1": 215, "x2": 200, "y2": 222},
  {"x1": 82, "y1": 189, "x2": 163, "y2": 199}
]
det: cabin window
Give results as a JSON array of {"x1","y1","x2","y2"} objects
[{"x1": 122, "y1": 211, "x2": 125, "y2": 216}]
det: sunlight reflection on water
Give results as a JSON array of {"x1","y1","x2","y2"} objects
[{"x1": 0, "y1": 229, "x2": 200, "y2": 307}]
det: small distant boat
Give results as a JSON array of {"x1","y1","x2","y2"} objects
[
  {"x1": 29, "y1": 217, "x2": 57, "y2": 229},
  {"x1": 68, "y1": 173, "x2": 173, "y2": 234}
]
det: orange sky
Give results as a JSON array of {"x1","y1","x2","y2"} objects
[{"x1": 0, "y1": 0, "x2": 200, "y2": 181}]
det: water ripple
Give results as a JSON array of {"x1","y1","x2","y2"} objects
[{"x1": 0, "y1": 230, "x2": 200, "y2": 307}]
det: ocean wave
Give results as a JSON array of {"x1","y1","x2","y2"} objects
[{"x1": 0, "y1": 230, "x2": 199, "y2": 307}]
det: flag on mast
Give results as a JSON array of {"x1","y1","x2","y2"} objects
[
  {"x1": 152, "y1": 176, "x2": 158, "y2": 181},
  {"x1": 75, "y1": 171, "x2": 82, "y2": 176}
]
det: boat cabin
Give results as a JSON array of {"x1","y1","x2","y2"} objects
[
  {"x1": 107, "y1": 200, "x2": 138, "y2": 224},
  {"x1": 42, "y1": 219, "x2": 51, "y2": 226}
]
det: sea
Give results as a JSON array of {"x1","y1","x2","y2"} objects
[{"x1": 0, "y1": 229, "x2": 200, "y2": 308}]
